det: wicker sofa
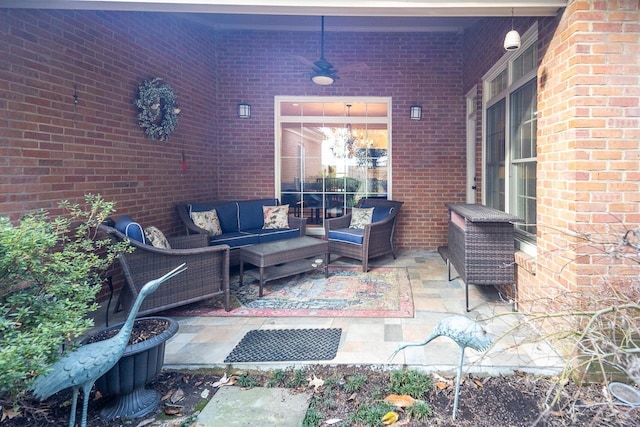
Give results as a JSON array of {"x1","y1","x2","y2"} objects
[
  {"x1": 325, "y1": 198, "x2": 403, "y2": 272},
  {"x1": 176, "y1": 198, "x2": 306, "y2": 265},
  {"x1": 99, "y1": 220, "x2": 230, "y2": 317}
]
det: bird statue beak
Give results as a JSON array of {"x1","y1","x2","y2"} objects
[{"x1": 159, "y1": 263, "x2": 187, "y2": 283}]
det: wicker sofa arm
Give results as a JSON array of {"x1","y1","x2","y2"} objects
[
  {"x1": 167, "y1": 233, "x2": 209, "y2": 249},
  {"x1": 176, "y1": 204, "x2": 208, "y2": 235},
  {"x1": 325, "y1": 214, "x2": 352, "y2": 232},
  {"x1": 287, "y1": 215, "x2": 307, "y2": 236},
  {"x1": 366, "y1": 213, "x2": 396, "y2": 233},
  {"x1": 168, "y1": 232, "x2": 210, "y2": 249}
]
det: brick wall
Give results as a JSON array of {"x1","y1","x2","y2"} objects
[
  {"x1": 535, "y1": 0, "x2": 640, "y2": 304},
  {"x1": 1, "y1": 10, "x2": 467, "y2": 253},
  {"x1": 213, "y1": 29, "x2": 467, "y2": 249},
  {"x1": 0, "y1": 9, "x2": 220, "y2": 235}
]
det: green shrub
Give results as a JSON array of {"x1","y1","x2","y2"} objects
[
  {"x1": 344, "y1": 373, "x2": 367, "y2": 393},
  {"x1": 389, "y1": 370, "x2": 432, "y2": 399},
  {"x1": 0, "y1": 194, "x2": 128, "y2": 401},
  {"x1": 347, "y1": 401, "x2": 396, "y2": 426}
]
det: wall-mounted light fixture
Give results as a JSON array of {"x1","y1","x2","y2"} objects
[
  {"x1": 503, "y1": 9, "x2": 521, "y2": 51},
  {"x1": 238, "y1": 103, "x2": 251, "y2": 119},
  {"x1": 410, "y1": 105, "x2": 422, "y2": 121}
]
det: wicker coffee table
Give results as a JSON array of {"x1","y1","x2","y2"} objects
[{"x1": 239, "y1": 236, "x2": 329, "y2": 297}]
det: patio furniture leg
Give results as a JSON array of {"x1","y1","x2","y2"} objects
[
  {"x1": 239, "y1": 260, "x2": 244, "y2": 286},
  {"x1": 259, "y1": 266, "x2": 265, "y2": 297},
  {"x1": 465, "y1": 282, "x2": 470, "y2": 312},
  {"x1": 324, "y1": 252, "x2": 329, "y2": 278}
]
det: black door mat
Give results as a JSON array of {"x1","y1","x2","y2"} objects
[{"x1": 224, "y1": 328, "x2": 342, "y2": 363}]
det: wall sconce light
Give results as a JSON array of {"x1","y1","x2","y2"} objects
[
  {"x1": 503, "y1": 9, "x2": 521, "y2": 51},
  {"x1": 410, "y1": 105, "x2": 422, "y2": 120},
  {"x1": 238, "y1": 103, "x2": 251, "y2": 119}
]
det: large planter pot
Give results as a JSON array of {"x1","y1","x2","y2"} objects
[{"x1": 84, "y1": 316, "x2": 179, "y2": 420}]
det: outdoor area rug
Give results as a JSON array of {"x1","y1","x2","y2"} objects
[
  {"x1": 161, "y1": 267, "x2": 413, "y2": 318},
  {"x1": 224, "y1": 328, "x2": 342, "y2": 362}
]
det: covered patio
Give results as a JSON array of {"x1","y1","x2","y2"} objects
[{"x1": 94, "y1": 250, "x2": 564, "y2": 374}]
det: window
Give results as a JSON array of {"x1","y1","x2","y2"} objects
[
  {"x1": 276, "y1": 97, "x2": 392, "y2": 233},
  {"x1": 483, "y1": 25, "x2": 538, "y2": 251}
]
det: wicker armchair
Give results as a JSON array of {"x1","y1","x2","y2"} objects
[
  {"x1": 99, "y1": 224, "x2": 230, "y2": 317},
  {"x1": 325, "y1": 199, "x2": 403, "y2": 272}
]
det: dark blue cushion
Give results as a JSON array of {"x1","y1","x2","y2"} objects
[
  {"x1": 189, "y1": 202, "x2": 239, "y2": 233},
  {"x1": 215, "y1": 203, "x2": 240, "y2": 233},
  {"x1": 237, "y1": 199, "x2": 277, "y2": 231},
  {"x1": 372, "y1": 206, "x2": 393, "y2": 223},
  {"x1": 115, "y1": 215, "x2": 146, "y2": 244},
  {"x1": 209, "y1": 231, "x2": 259, "y2": 248},
  {"x1": 328, "y1": 228, "x2": 364, "y2": 245}
]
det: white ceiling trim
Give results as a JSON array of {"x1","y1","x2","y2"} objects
[{"x1": 4, "y1": 1, "x2": 567, "y2": 17}]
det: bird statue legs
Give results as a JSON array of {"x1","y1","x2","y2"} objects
[
  {"x1": 452, "y1": 346, "x2": 465, "y2": 420},
  {"x1": 68, "y1": 388, "x2": 79, "y2": 427},
  {"x1": 82, "y1": 385, "x2": 94, "y2": 427}
]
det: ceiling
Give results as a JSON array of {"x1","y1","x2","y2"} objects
[{"x1": 5, "y1": 1, "x2": 567, "y2": 32}]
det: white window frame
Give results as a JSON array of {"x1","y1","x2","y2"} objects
[
  {"x1": 274, "y1": 96, "x2": 393, "y2": 233},
  {"x1": 482, "y1": 23, "x2": 538, "y2": 255}
]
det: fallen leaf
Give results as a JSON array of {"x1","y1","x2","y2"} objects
[
  {"x1": 161, "y1": 389, "x2": 175, "y2": 401},
  {"x1": 163, "y1": 403, "x2": 182, "y2": 416},
  {"x1": 212, "y1": 373, "x2": 237, "y2": 388},
  {"x1": 381, "y1": 411, "x2": 399, "y2": 425},
  {"x1": 170, "y1": 388, "x2": 185, "y2": 404},
  {"x1": 473, "y1": 379, "x2": 484, "y2": 388},
  {"x1": 433, "y1": 373, "x2": 449, "y2": 382},
  {"x1": 308, "y1": 374, "x2": 325, "y2": 390},
  {"x1": 93, "y1": 390, "x2": 103, "y2": 401},
  {"x1": 384, "y1": 394, "x2": 416, "y2": 408},
  {"x1": 436, "y1": 381, "x2": 450, "y2": 390},
  {"x1": 347, "y1": 392, "x2": 358, "y2": 401},
  {"x1": 325, "y1": 418, "x2": 343, "y2": 425},
  {"x1": 212, "y1": 372, "x2": 229, "y2": 387},
  {"x1": 2, "y1": 408, "x2": 21, "y2": 421}
]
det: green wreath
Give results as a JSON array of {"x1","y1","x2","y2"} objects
[{"x1": 134, "y1": 77, "x2": 180, "y2": 141}]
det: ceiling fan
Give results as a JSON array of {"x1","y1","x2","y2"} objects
[
  {"x1": 295, "y1": 16, "x2": 369, "y2": 86},
  {"x1": 310, "y1": 16, "x2": 338, "y2": 85}
]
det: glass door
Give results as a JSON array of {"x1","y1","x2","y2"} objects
[{"x1": 277, "y1": 98, "x2": 391, "y2": 233}]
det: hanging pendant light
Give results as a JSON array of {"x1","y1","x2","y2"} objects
[{"x1": 503, "y1": 9, "x2": 521, "y2": 51}]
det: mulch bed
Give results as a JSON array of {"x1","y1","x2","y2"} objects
[{"x1": 3, "y1": 366, "x2": 638, "y2": 426}]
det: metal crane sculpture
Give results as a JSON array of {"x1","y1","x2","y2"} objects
[
  {"x1": 389, "y1": 314, "x2": 493, "y2": 420},
  {"x1": 31, "y1": 263, "x2": 187, "y2": 427}
]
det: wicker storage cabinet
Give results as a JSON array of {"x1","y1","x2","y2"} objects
[{"x1": 446, "y1": 204, "x2": 521, "y2": 311}]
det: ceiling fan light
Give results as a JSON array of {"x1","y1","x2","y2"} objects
[{"x1": 311, "y1": 73, "x2": 335, "y2": 86}]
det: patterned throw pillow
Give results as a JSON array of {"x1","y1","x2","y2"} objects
[
  {"x1": 190, "y1": 209, "x2": 222, "y2": 236},
  {"x1": 349, "y1": 207, "x2": 374, "y2": 229},
  {"x1": 263, "y1": 204, "x2": 289, "y2": 229},
  {"x1": 144, "y1": 226, "x2": 171, "y2": 249}
]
